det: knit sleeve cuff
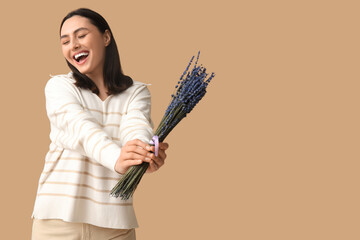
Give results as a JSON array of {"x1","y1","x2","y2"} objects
[{"x1": 99, "y1": 143, "x2": 122, "y2": 175}]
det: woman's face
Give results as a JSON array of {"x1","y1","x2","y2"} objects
[{"x1": 60, "y1": 15, "x2": 110, "y2": 78}]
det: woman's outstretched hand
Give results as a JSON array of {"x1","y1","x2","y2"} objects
[
  {"x1": 146, "y1": 141, "x2": 169, "y2": 174},
  {"x1": 114, "y1": 139, "x2": 169, "y2": 175}
]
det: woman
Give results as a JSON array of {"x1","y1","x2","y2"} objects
[{"x1": 31, "y1": 8, "x2": 169, "y2": 240}]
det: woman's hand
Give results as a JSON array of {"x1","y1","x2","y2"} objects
[
  {"x1": 114, "y1": 139, "x2": 153, "y2": 175},
  {"x1": 145, "y1": 142, "x2": 169, "y2": 174},
  {"x1": 114, "y1": 139, "x2": 169, "y2": 175}
]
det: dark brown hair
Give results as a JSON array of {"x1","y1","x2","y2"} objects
[{"x1": 60, "y1": 8, "x2": 133, "y2": 95}]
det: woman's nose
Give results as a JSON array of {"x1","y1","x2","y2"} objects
[{"x1": 71, "y1": 39, "x2": 80, "y2": 50}]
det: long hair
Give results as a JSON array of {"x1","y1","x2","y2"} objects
[{"x1": 60, "y1": 8, "x2": 133, "y2": 95}]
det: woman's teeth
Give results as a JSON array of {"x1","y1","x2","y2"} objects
[{"x1": 75, "y1": 52, "x2": 89, "y2": 62}]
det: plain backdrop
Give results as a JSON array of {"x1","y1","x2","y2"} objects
[{"x1": 1, "y1": 0, "x2": 359, "y2": 239}]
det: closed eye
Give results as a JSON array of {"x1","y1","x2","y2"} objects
[{"x1": 79, "y1": 34, "x2": 86, "y2": 38}]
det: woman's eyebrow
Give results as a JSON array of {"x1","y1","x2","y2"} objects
[{"x1": 60, "y1": 27, "x2": 89, "y2": 39}]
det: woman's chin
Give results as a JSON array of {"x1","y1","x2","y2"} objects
[{"x1": 75, "y1": 65, "x2": 91, "y2": 75}]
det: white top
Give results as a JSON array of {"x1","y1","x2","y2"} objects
[{"x1": 31, "y1": 72, "x2": 154, "y2": 229}]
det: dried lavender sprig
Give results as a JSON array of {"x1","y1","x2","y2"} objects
[
  {"x1": 156, "y1": 66, "x2": 214, "y2": 144},
  {"x1": 179, "y1": 55, "x2": 195, "y2": 80},
  {"x1": 110, "y1": 51, "x2": 214, "y2": 200},
  {"x1": 156, "y1": 55, "x2": 214, "y2": 142}
]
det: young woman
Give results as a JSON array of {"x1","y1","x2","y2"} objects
[{"x1": 31, "y1": 8, "x2": 169, "y2": 240}]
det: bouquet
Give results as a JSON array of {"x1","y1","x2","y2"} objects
[{"x1": 110, "y1": 51, "x2": 215, "y2": 200}]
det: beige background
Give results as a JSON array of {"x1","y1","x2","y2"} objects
[{"x1": 0, "y1": 0, "x2": 359, "y2": 239}]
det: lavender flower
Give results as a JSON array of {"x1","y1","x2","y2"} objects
[{"x1": 110, "y1": 51, "x2": 215, "y2": 199}]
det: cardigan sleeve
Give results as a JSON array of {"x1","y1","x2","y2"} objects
[
  {"x1": 119, "y1": 84, "x2": 154, "y2": 146},
  {"x1": 44, "y1": 76, "x2": 122, "y2": 174}
]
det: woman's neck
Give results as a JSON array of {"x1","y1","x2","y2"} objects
[{"x1": 86, "y1": 71, "x2": 109, "y2": 100}]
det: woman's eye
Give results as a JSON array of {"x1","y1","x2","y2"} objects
[
  {"x1": 79, "y1": 34, "x2": 86, "y2": 38},
  {"x1": 62, "y1": 41, "x2": 69, "y2": 45}
]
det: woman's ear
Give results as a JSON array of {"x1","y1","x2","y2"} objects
[{"x1": 104, "y1": 29, "x2": 111, "y2": 47}]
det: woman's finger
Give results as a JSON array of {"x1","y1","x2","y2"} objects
[
  {"x1": 149, "y1": 160, "x2": 159, "y2": 171},
  {"x1": 156, "y1": 151, "x2": 166, "y2": 167},
  {"x1": 126, "y1": 145, "x2": 150, "y2": 157},
  {"x1": 157, "y1": 149, "x2": 166, "y2": 159},
  {"x1": 152, "y1": 150, "x2": 165, "y2": 166},
  {"x1": 159, "y1": 142, "x2": 169, "y2": 150},
  {"x1": 121, "y1": 159, "x2": 143, "y2": 170},
  {"x1": 126, "y1": 139, "x2": 152, "y2": 151},
  {"x1": 148, "y1": 146, "x2": 155, "y2": 153},
  {"x1": 124, "y1": 152, "x2": 152, "y2": 162},
  {"x1": 154, "y1": 156, "x2": 164, "y2": 168}
]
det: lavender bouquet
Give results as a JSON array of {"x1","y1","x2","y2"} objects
[{"x1": 110, "y1": 51, "x2": 215, "y2": 200}]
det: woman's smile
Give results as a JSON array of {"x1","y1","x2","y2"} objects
[{"x1": 73, "y1": 50, "x2": 90, "y2": 65}]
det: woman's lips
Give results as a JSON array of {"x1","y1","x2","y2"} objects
[{"x1": 75, "y1": 53, "x2": 89, "y2": 65}]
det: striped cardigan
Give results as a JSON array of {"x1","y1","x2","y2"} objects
[{"x1": 31, "y1": 72, "x2": 154, "y2": 229}]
